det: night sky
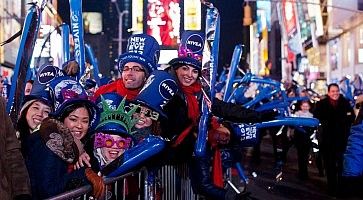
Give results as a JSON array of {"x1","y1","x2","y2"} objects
[{"x1": 213, "y1": 0, "x2": 245, "y2": 68}]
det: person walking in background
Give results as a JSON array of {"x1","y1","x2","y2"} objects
[
  {"x1": 293, "y1": 100, "x2": 314, "y2": 180},
  {"x1": 313, "y1": 83, "x2": 355, "y2": 196}
]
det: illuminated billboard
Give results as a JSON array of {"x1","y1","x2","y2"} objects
[
  {"x1": 282, "y1": 0, "x2": 297, "y2": 37},
  {"x1": 2, "y1": 0, "x2": 22, "y2": 66},
  {"x1": 83, "y1": 12, "x2": 103, "y2": 34},
  {"x1": 132, "y1": 0, "x2": 144, "y2": 33},
  {"x1": 256, "y1": 0, "x2": 271, "y2": 33},
  {"x1": 146, "y1": 0, "x2": 181, "y2": 48},
  {"x1": 184, "y1": 0, "x2": 201, "y2": 30}
]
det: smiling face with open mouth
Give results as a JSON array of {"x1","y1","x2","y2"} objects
[
  {"x1": 133, "y1": 106, "x2": 156, "y2": 129},
  {"x1": 99, "y1": 134, "x2": 132, "y2": 163},
  {"x1": 121, "y1": 62, "x2": 147, "y2": 89},
  {"x1": 63, "y1": 107, "x2": 90, "y2": 140},
  {"x1": 26, "y1": 100, "x2": 51, "y2": 131},
  {"x1": 175, "y1": 65, "x2": 199, "y2": 87}
]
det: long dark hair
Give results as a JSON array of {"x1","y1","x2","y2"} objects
[
  {"x1": 57, "y1": 102, "x2": 93, "y2": 142},
  {"x1": 58, "y1": 102, "x2": 92, "y2": 123},
  {"x1": 17, "y1": 104, "x2": 31, "y2": 141}
]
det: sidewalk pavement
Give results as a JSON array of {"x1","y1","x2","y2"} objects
[{"x1": 240, "y1": 135, "x2": 362, "y2": 200}]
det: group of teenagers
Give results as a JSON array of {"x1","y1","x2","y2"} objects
[{"x1": 12, "y1": 31, "x2": 278, "y2": 200}]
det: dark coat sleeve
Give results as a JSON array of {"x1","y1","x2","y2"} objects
[
  {"x1": 27, "y1": 136, "x2": 87, "y2": 199},
  {"x1": 160, "y1": 94, "x2": 192, "y2": 140},
  {"x1": 3, "y1": 97, "x2": 31, "y2": 197},
  {"x1": 36, "y1": 150, "x2": 87, "y2": 198},
  {"x1": 212, "y1": 98, "x2": 271, "y2": 123}
]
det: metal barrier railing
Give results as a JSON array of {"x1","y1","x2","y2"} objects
[{"x1": 47, "y1": 164, "x2": 200, "y2": 200}]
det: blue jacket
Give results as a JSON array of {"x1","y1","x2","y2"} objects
[
  {"x1": 343, "y1": 124, "x2": 363, "y2": 177},
  {"x1": 22, "y1": 132, "x2": 87, "y2": 199}
]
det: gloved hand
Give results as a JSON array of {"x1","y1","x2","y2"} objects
[
  {"x1": 259, "y1": 109, "x2": 278, "y2": 121},
  {"x1": 39, "y1": 117, "x2": 79, "y2": 163},
  {"x1": 209, "y1": 124, "x2": 231, "y2": 146},
  {"x1": 63, "y1": 60, "x2": 79, "y2": 77},
  {"x1": 85, "y1": 168, "x2": 105, "y2": 199}
]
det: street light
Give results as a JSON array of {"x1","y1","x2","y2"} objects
[{"x1": 112, "y1": 0, "x2": 129, "y2": 56}]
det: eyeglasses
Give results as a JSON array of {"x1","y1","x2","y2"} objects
[
  {"x1": 94, "y1": 133, "x2": 132, "y2": 149},
  {"x1": 129, "y1": 103, "x2": 159, "y2": 121},
  {"x1": 122, "y1": 66, "x2": 145, "y2": 72}
]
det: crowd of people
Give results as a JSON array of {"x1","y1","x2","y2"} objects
[{"x1": 1, "y1": 31, "x2": 362, "y2": 200}]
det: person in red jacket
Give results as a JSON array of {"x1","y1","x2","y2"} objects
[{"x1": 94, "y1": 34, "x2": 160, "y2": 101}]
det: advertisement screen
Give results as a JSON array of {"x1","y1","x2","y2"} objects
[
  {"x1": 146, "y1": 0, "x2": 181, "y2": 48},
  {"x1": 132, "y1": 0, "x2": 144, "y2": 34},
  {"x1": 2, "y1": 0, "x2": 22, "y2": 66},
  {"x1": 83, "y1": 12, "x2": 103, "y2": 34},
  {"x1": 184, "y1": 0, "x2": 201, "y2": 30},
  {"x1": 282, "y1": 0, "x2": 297, "y2": 37},
  {"x1": 256, "y1": 0, "x2": 271, "y2": 32}
]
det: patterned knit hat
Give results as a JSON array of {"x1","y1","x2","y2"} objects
[
  {"x1": 49, "y1": 76, "x2": 99, "y2": 131},
  {"x1": 118, "y1": 34, "x2": 160, "y2": 76},
  {"x1": 169, "y1": 31, "x2": 205, "y2": 70}
]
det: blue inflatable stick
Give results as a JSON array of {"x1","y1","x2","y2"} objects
[
  {"x1": 223, "y1": 45, "x2": 243, "y2": 102},
  {"x1": 103, "y1": 136, "x2": 166, "y2": 178},
  {"x1": 6, "y1": 3, "x2": 42, "y2": 124},
  {"x1": 195, "y1": 2, "x2": 221, "y2": 157},
  {"x1": 69, "y1": 0, "x2": 86, "y2": 80},
  {"x1": 61, "y1": 23, "x2": 70, "y2": 63},
  {"x1": 85, "y1": 44, "x2": 101, "y2": 86}
]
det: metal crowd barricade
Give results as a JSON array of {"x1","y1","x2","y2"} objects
[{"x1": 47, "y1": 163, "x2": 200, "y2": 200}]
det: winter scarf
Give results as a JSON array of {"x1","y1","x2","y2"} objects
[
  {"x1": 94, "y1": 79, "x2": 140, "y2": 101},
  {"x1": 209, "y1": 117, "x2": 224, "y2": 188},
  {"x1": 172, "y1": 82, "x2": 202, "y2": 147}
]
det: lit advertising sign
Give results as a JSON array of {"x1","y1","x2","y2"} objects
[
  {"x1": 146, "y1": 0, "x2": 181, "y2": 48},
  {"x1": 296, "y1": 2, "x2": 312, "y2": 49},
  {"x1": 83, "y1": 12, "x2": 103, "y2": 34},
  {"x1": 2, "y1": 0, "x2": 22, "y2": 66},
  {"x1": 282, "y1": 0, "x2": 297, "y2": 37},
  {"x1": 132, "y1": 0, "x2": 143, "y2": 34},
  {"x1": 256, "y1": 0, "x2": 271, "y2": 32},
  {"x1": 307, "y1": 0, "x2": 324, "y2": 37},
  {"x1": 184, "y1": 0, "x2": 201, "y2": 30}
]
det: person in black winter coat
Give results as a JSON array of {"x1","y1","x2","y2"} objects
[
  {"x1": 161, "y1": 31, "x2": 277, "y2": 200},
  {"x1": 313, "y1": 83, "x2": 355, "y2": 196}
]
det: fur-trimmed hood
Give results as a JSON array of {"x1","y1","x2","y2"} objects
[{"x1": 39, "y1": 117, "x2": 79, "y2": 163}]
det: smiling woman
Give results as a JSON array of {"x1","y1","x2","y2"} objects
[{"x1": 18, "y1": 75, "x2": 105, "y2": 199}]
